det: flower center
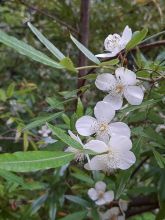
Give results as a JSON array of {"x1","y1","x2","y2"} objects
[
  {"x1": 99, "y1": 123, "x2": 108, "y2": 132},
  {"x1": 105, "y1": 34, "x2": 121, "y2": 52},
  {"x1": 98, "y1": 191, "x2": 104, "y2": 199},
  {"x1": 115, "y1": 84, "x2": 124, "y2": 94}
]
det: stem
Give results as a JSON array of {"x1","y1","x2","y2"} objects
[{"x1": 76, "y1": 65, "x2": 99, "y2": 70}]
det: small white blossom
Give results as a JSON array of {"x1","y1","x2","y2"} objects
[
  {"x1": 10, "y1": 100, "x2": 25, "y2": 113},
  {"x1": 76, "y1": 101, "x2": 130, "y2": 143},
  {"x1": 95, "y1": 67, "x2": 144, "y2": 110},
  {"x1": 96, "y1": 26, "x2": 132, "y2": 58},
  {"x1": 84, "y1": 136, "x2": 136, "y2": 172},
  {"x1": 88, "y1": 181, "x2": 114, "y2": 206},
  {"x1": 99, "y1": 207, "x2": 125, "y2": 220},
  {"x1": 38, "y1": 125, "x2": 51, "y2": 137},
  {"x1": 43, "y1": 136, "x2": 57, "y2": 144}
]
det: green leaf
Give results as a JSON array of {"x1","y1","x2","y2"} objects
[
  {"x1": 126, "y1": 28, "x2": 148, "y2": 50},
  {"x1": 99, "y1": 58, "x2": 119, "y2": 66},
  {"x1": 31, "y1": 193, "x2": 48, "y2": 215},
  {"x1": 60, "y1": 211, "x2": 87, "y2": 220},
  {"x1": 118, "y1": 99, "x2": 161, "y2": 119},
  {"x1": 65, "y1": 195, "x2": 89, "y2": 207},
  {"x1": 76, "y1": 98, "x2": 84, "y2": 117},
  {"x1": 0, "y1": 89, "x2": 6, "y2": 102},
  {"x1": 0, "y1": 169, "x2": 45, "y2": 190},
  {"x1": 0, "y1": 30, "x2": 62, "y2": 69},
  {"x1": 28, "y1": 22, "x2": 65, "y2": 60},
  {"x1": 153, "y1": 150, "x2": 165, "y2": 168},
  {"x1": 6, "y1": 82, "x2": 15, "y2": 98},
  {"x1": 23, "y1": 112, "x2": 63, "y2": 130},
  {"x1": 70, "y1": 34, "x2": 100, "y2": 64},
  {"x1": 60, "y1": 57, "x2": 77, "y2": 72},
  {"x1": 46, "y1": 97, "x2": 64, "y2": 110},
  {"x1": 48, "y1": 124, "x2": 83, "y2": 150},
  {"x1": 0, "y1": 151, "x2": 74, "y2": 172}
]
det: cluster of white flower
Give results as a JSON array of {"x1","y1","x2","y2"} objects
[{"x1": 66, "y1": 26, "x2": 144, "y2": 174}]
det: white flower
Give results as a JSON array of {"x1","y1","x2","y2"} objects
[
  {"x1": 84, "y1": 136, "x2": 136, "y2": 172},
  {"x1": 96, "y1": 26, "x2": 132, "y2": 58},
  {"x1": 88, "y1": 181, "x2": 114, "y2": 206},
  {"x1": 38, "y1": 125, "x2": 51, "y2": 137},
  {"x1": 65, "y1": 130, "x2": 105, "y2": 161},
  {"x1": 95, "y1": 67, "x2": 144, "y2": 110},
  {"x1": 43, "y1": 136, "x2": 57, "y2": 144},
  {"x1": 99, "y1": 207, "x2": 125, "y2": 220},
  {"x1": 76, "y1": 101, "x2": 130, "y2": 143}
]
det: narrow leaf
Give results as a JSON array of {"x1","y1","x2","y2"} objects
[
  {"x1": 0, "y1": 151, "x2": 74, "y2": 172},
  {"x1": 28, "y1": 22, "x2": 65, "y2": 60},
  {"x1": 0, "y1": 30, "x2": 62, "y2": 69},
  {"x1": 60, "y1": 57, "x2": 77, "y2": 72},
  {"x1": 60, "y1": 211, "x2": 87, "y2": 220},
  {"x1": 70, "y1": 34, "x2": 100, "y2": 64},
  {"x1": 153, "y1": 150, "x2": 165, "y2": 168},
  {"x1": 118, "y1": 99, "x2": 161, "y2": 119},
  {"x1": 126, "y1": 28, "x2": 148, "y2": 50},
  {"x1": 23, "y1": 112, "x2": 63, "y2": 130},
  {"x1": 48, "y1": 124, "x2": 83, "y2": 150}
]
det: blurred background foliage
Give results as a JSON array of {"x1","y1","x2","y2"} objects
[{"x1": 0, "y1": 0, "x2": 165, "y2": 219}]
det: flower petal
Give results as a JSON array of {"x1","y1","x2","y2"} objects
[
  {"x1": 118, "y1": 151, "x2": 136, "y2": 170},
  {"x1": 84, "y1": 155, "x2": 107, "y2": 171},
  {"x1": 88, "y1": 188, "x2": 98, "y2": 201},
  {"x1": 96, "y1": 53, "x2": 115, "y2": 58},
  {"x1": 76, "y1": 116, "x2": 97, "y2": 136},
  {"x1": 109, "y1": 136, "x2": 132, "y2": 151},
  {"x1": 84, "y1": 140, "x2": 108, "y2": 153},
  {"x1": 124, "y1": 86, "x2": 144, "y2": 105},
  {"x1": 121, "y1": 25, "x2": 132, "y2": 45},
  {"x1": 108, "y1": 122, "x2": 131, "y2": 137},
  {"x1": 94, "y1": 101, "x2": 115, "y2": 123},
  {"x1": 95, "y1": 198, "x2": 106, "y2": 206},
  {"x1": 115, "y1": 67, "x2": 136, "y2": 85},
  {"x1": 103, "y1": 94, "x2": 123, "y2": 110},
  {"x1": 95, "y1": 181, "x2": 106, "y2": 192},
  {"x1": 96, "y1": 133, "x2": 110, "y2": 144},
  {"x1": 95, "y1": 73, "x2": 116, "y2": 92},
  {"x1": 68, "y1": 130, "x2": 83, "y2": 145},
  {"x1": 103, "y1": 191, "x2": 114, "y2": 203}
]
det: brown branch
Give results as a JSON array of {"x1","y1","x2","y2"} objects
[
  {"x1": 126, "y1": 204, "x2": 158, "y2": 218},
  {"x1": 111, "y1": 195, "x2": 159, "y2": 218},
  {"x1": 77, "y1": 0, "x2": 90, "y2": 93},
  {"x1": 131, "y1": 156, "x2": 149, "y2": 178},
  {"x1": 17, "y1": 0, "x2": 78, "y2": 34}
]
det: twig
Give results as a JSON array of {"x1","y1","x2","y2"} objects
[{"x1": 131, "y1": 156, "x2": 150, "y2": 178}]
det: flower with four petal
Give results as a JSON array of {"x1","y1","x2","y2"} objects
[
  {"x1": 96, "y1": 26, "x2": 132, "y2": 58},
  {"x1": 88, "y1": 181, "x2": 114, "y2": 206},
  {"x1": 84, "y1": 136, "x2": 136, "y2": 172},
  {"x1": 76, "y1": 101, "x2": 130, "y2": 143},
  {"x1": 95, "y1": 67, "x2": 144, "y2": 110}
]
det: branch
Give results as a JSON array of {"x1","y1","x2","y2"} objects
[
  {"x1": 17, "y1": 0, "x2": 78, "y2": 34},
  {"x1": 131, "y1": 156, "x2": 149, "y2": 178},
  {"x1": 77, "y1": 0, "x2": 90, "y2": 93}
]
